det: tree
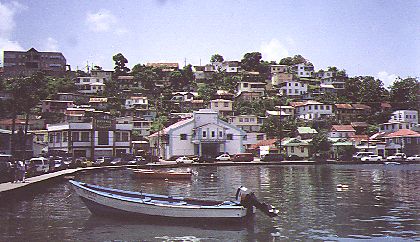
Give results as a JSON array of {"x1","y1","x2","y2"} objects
[
  {"x1": 389, "y1": 77, "x2": 419, "y2": 110},
  {"x1": 343, "y1": 76, "x2": 388, "y2": 108},
  {"x1": 279, "y1": 54, "x2": 308, "y2": 66},
  {"x1": 169, "y1": 70, "x2": 184, "y2": 90},
  {"x1": 310, "y1": 130, "x2": 332, "y2": 159},
  {"x1": 113, "y1": 53, "x2": 130, "y2": 77},
  {"x1": 131, "y1": 64, "x2": 159, "y2": 91},
  {"x1": 3, "y1": 73, "x2": 47, "y2": 157},
  {"x1": 241, "y1": 52, "x2": 263, "y2": 72},
  {"x1": 45, "y1": 77, "x2": 77, "y2": 98},
  {"x1": 210, "y1": 54, "x2": 224, "y2": 63},
  {"x1": 181, "y1": 64, "x2": 194, "y2": 89}
]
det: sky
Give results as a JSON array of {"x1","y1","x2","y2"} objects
[{"x1": 0, "y1": 0, "x2": 419, "y2": 88}]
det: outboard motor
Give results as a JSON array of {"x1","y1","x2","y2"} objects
[{"x1": 236, "y1": 186, "x2": 279, "y2": 218}]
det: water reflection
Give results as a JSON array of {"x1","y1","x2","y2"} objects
[{"x1": 0, "y1": 164, "x2": 419, "y2": 241}]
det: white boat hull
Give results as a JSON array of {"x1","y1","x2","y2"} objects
[{"x1": 70, "y1": 181, "x2": 250, "y2": 221}]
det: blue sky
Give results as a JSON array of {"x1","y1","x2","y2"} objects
[{"x1": 0, "y1": 0, "x2": 419, "y2": 87}]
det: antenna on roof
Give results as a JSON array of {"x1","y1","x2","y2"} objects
[{"x1": 184, "y1": 58, "x2": 186, "y2": 67}]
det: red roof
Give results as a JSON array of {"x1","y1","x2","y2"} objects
[
  {"x1": 250, "y1": 139, "x2": 278, "y2": 149},
  {"x1": 335, "y1": 104, "x2": 353, "y2": 109},
  {"x1": 385, "y1": 129, "x2": 420, "y2": 138},
  {"x1": 331, "y1": 125, "x2": 356, "y2": 132}
]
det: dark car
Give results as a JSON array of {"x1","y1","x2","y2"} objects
[
  {"x1": 232, "y1": 153, "x2": 254, "y2": 162},
  {"x1": 287, "y1": 154, "x2": 302, "y2": 161},
  {"x1": 261, "y1": 153, "x2": 285, "y2": 162}
]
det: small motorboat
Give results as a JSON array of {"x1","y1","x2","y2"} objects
[
  {"x1": 69, "y1": 180, "x2": 278, "y2": 222},
  {"x1": 129, "y1": 168, "x2": 193, "y2": 180}
]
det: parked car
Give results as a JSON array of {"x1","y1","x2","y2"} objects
[
  {"x1": 261, "y1": 153, "x2": 285, "y2": 162},
  {"x1": 361, "y1": 155, "x2": 383, "y2": 162},
  {"x1": 28, "y1": 157, "x2": 50, "y2": 175},
  {"x1": 232, "y1": 153, "x2": 254, "y2": 162},
  {"x1": 110, "y1": 157, "x2": 122, "y2": 165},
  {"x1": 352, "y1": 152, "x2": 375, "y2": 160},
  {"x1": 215, "y1": 154, "x2": 231, "y2": 161},
  {"x1": 286, "y1": 154, "x2": 303, "y2": 161},
  {"x1": 386, "y1": 153, "x2": 406, "y2": 161},
  {"x1": 53, "y1": 159, "x2": 67, "y2": 171},
  {"x1": 175, "y1": 156, "x2": 194, "y2": 164},
  {"x1": 406, "y1": 155, "x2": 420, "y2": 162},
  {"x1": 78, "y1": 157, "x2": 92, "y2": 168},
  {"x1": 128, "y1": 156, "x2": 147, "y2": 165},
  {"x1": 94, "y1": 157, "x2": 112, "y2": 166}
]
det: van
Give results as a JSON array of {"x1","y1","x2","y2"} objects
[
  {"x1": 232, "y1": 153, "x2": 254, "y2": 162},
  {"x1": 28, "y1": 157, "x2": 50, "y2": 175},
  {"x1": 261, "y1": 153, "x2": 285, "y2": 162},
  {"x1": 352, "y1": 152, "x2": 374, "y2": 160}
]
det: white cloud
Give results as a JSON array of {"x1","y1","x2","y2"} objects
[
  {"x1": 376, "y1": 71, "x2": 398, "y2": 88},
  {"x1": 0, "y1": 1, "x2": 26, "y2": 63},
  {"x1": 43, "y1": 37, "x2": 59, "y2": 51},
  {"x1": 260, "y1": 38, "x2": 289, "y2": 62},
  {"x1": 86, "y1": 9, "x2": 124, "y2": 34}
]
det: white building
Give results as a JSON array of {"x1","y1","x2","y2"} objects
[
  {"x1": 279, "y1": 80, "x2": 308, "y2": 96},
  {"x1": 329, "y1": 125, "x2": 356, "y2": 138},
  {"x1": 292, "y1": 63, "x2": 314, "y2": 78},
  {"x1": 76, "y1": 76, "x2": 106, "y2": 94},
  {"x1": 149, "y1": 109, "x2": 246, "y2": 160},
  {"x1": 125, "y1": 96, "x2": 149, "y2": 110},
  {"x1": 291, "y1": 100, "x2": 333, "y2": 120},
  {"x1": 47, "y1": 120, "x2": 132, "y2": 159},
  {"x1": 228, "y1": 115, "x2": 265, "y2": 150},
  {"x1": 237, "y1": 81, "x2": 266, "y2": 96},
  {"x1": 389, "y1": 110, "x2": 418, "y2": 124}
]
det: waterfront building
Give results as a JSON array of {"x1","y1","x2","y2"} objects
[
  {"x1": 281, "y1": 138, "x2": 310, "y2": 159},
  {"x1": 383, "y1": 129, "x2": 420, "y2": 156},
  {"x1": 149, "y1": 109, "x2": 246, "y2": 160},
  {"x1": 47, "y1": 118, "x2": 132, "y2": 159},
  {"x1": 2, "y1": 48, "x2": 67, "y2": 77},
  {"x1": 228, "y1": 115, "x2": 265, "y2": 150}
]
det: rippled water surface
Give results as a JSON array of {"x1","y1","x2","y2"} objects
[{"x1": 0, "y1": 164, "x2": 419, "y2": 241}]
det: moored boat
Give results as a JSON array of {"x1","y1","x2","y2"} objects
[
  {"x1": 69, "y1": 180, "x2": 278, "y2": 222},
  {"x1": 130, "y1": 168, "x2": 193, "y2": 180}
]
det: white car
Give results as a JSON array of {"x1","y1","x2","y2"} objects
[
  {"x1": 407, "y1": 155, "x2": 420, "y2": 162},
  {"x1": 361, "y1": 155, "x2": 383, "y2": 162},
  {"x1": 386, "y1": 153, "x2": 406, "y2": 161},
  {"x1": 175, "y1": 156, "x2": 194, "y2": 164},
  {"x1": 215, "y1": 154, "x2": 231, "y2": 161}
]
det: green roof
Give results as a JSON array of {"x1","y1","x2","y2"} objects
[{"x1": 297, "y1": 127, "x2": 318, "y2": 134}]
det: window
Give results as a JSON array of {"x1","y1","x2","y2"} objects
[
  {"x1": 239, "y1": 118, "x2": 243, "y2": 122},
  {"x1": 203, "y1": 131, "x2": 207, "y2": 138},
  {"x1": 98, "y1": 131, "x2": 109, "y2": 145},
  {"x1": 72, "y1": 132, "x2": 79, "y2": 142},
  {"x1": 320, "y1": 105, "x2": 324, "y2": 110},
  {"x1": 295, "y1": 83, "x2": 298, "y2": 86},
  {"x1": 250, "y1": 118, "x2": 255, "y2": 122},
  {"x1": 49, "y1": 134, "x2": 54, "y2": 143},
  {"x1": 301, "y1": 147, "x2": 305, "y2": 153},
  {"x1": 243, "y1": 135, "x2": 247, "y2": 140},
  {"x1": 211, "y1": 131, "x2": 215, "y2": 137},
  {"x1": 243, "y1": 83, "x2": 248, "y2": 87},
  {"x1": 245, "y1": 118, "x2": 249, "y2": 122},
  {"x1": 291, "y1": 147, "x2": 295, "y2": 153},
  {"x1": 315, "y1": 105, "x2": 318, "y2": 110},
  {"x1": 56, "y1": 133, "x2": 61, "y2": 143},
  {"x1": 63, "y1": 131, "x2": 68, "y2": 142},
  {"x1": 81, "y1": 132, "x2": 90, "y2": 142},
  {"x1": 214, "y1": 102, "x2": 218, "y2": 107},
  {"x1": 308, "y1": 106, "x2": 312, "y2": 110},
  {"x1": 219, "y1": 131, "x2": 223, "y2": 137},
  {"x1": 295, "y1": 89, "x2": 298, "y2": 94},
  {"x1": 224, "y1": 102, "x2": 229, "y2": 107},
  {"x1": 257, "y1": 134, "x2": 264, "y2": 140},
  {"x1": 326, "y1": 106, "x2": 330, "y2": 110},
  {"x1": 180, "y1": 134, "x2": 187, "y2": 140},
  {"x1": 227, "y1": 134, "x2": 233, "y2": 140}
]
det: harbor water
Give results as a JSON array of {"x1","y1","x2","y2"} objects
[{"x1": 0, "y1": 164, "x2": 419, "y2": 241}]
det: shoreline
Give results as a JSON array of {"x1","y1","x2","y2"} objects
[{"x1": 0, "y1": 160, "x2": 418, "y2": 200}]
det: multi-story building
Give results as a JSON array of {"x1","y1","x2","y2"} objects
[
  {"x1": 270, "y1": 64, "x2": 288, "y2": 74},
  {"x1": 220, "y1": 61, "x2": 241, "y2": 73},
  {"x1": 228, "y1": 115, "x2": 262, "y2": 133},
  {"x1": 291, "y1": 100, "x2": 333, "y2": 120},
  {"x1": 209, "y1": 99, "x2": 234, "y2": 117},
  {"x1": 383, "y1": 129, "x2": 420, "y2": 156},
  {"x1": 47, "y1": 118, "x2": 132, "y2": 159},
  {"x1": 91, "y1": 69, "x2": 113, "y2": 82},
  {"x1": 279, "y1": 80, "x2": 308, "y2": 97},
  {"x1": 3, "y1": 48, "x2": 67, "y2": 77},
  {"x1": 76, "y1": 76, "x2": 106, "y2": 94},
  {"x1": 271, "y1": 72, "x2": 294, "y2": 87},
  {"x1": 334, "y1": 104, "x2": 371, "y2": 124},
  {"x1": 149, "y1": 109, "x2": 246, "y2": 160},
  {"x1": 291, "y1": 63, "x2": 314, "y2": 78},
  {"x1": 389, "y1": 110, "x2": 418, "y2": 124}
]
